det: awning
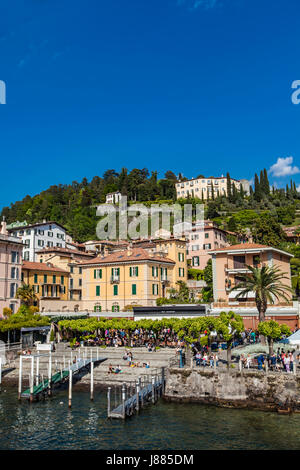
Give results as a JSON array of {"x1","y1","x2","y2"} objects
[
  {"x1": 21, "y1": 326, "x2": 51, "y2": 332},
  {"x1": 228, "y1": 290, "x2": 256, "y2": 299}
]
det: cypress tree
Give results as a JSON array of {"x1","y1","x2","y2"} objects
[
  {"x1": 226, "y1": 173, "x2": 231, "y2": 201},
  {"x1": 254, "y1": 173, "x2": 261, "y2": 201},
  {"x1": 263, "y1": 168, "x2": 270, "y2": 195},
  {"x1": 211, "y1": 182, "x2": 215, "y2": 200}
]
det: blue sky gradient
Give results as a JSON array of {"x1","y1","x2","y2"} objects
[{"x1": 1, "y1": 0, "x2": 300, "y2": 206}]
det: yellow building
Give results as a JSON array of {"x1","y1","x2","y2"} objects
[
  {"x1": 133, "y1": 237, "x2": 187, "y2": 285},
  {"x1": 79, "y1": 246, "x2": 176, "y2": 312},
  {"x1": 22, "y1": 261, "x2": 69, "y2": 306},
  {"x1": 37, "y1": 247, "x2": 94, "y2": 301}
]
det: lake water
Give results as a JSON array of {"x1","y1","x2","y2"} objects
[{"x1": 1, "y1": 384, "x2": 300, "y2": 450}]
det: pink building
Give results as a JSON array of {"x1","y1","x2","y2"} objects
[
  {"x1": 209, "y1": 243, "x2": 293, "y2": 308},
  {"x1": 186, "y1": 220, "x2": 230, "y2": 270},
  {"x1": 0, "y1": 220, "x2": 23, "y2": 316}
]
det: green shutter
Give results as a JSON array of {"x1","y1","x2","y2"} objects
[
  {"x1": 117, "y1": 268, "x2": 120, "y2": 275},
  {"x1": 34, "y1": 274, "x2": 38, "y2": 284},
  {"x1": 94, "y1": 269, "x2": 96, "y2": 279},
  {"x1": 44, "y1": 274, "x2": 47, "y2": 283},
  {"x1": 130, "y1": 267, "x2": 132, "y2": 277},
  {"x1": 96, "y1": 286, "x2": 100, "y2": 296},
  {"x1": 132, "y1": 284, "x2": 136, "y2": 295},
  {"x1": 114, "y1": 285, "x2": 118, "y2": 296},
  {"x1": 61, "y1": 275, "x2": 64, "y2": 284},
  {"x1": 136, "y1": 266, "x2": 138, "y2": 277},
  {"x1": 53, "y1": 275, "x2": 56, "y2": 284},
  {"x1": 100, "y1": 269, "x2": 102, "y2": 279},
  {"x1": 111, "y1": 268, "x2": 113, "y2": 276}
]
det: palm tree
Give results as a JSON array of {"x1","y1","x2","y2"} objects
[
  {"x1": 230, "y1": 265, "x2": 293, "y2": 325},
  {"x1": 16, "y1": 283, "x2": 37, "y2": 307}
]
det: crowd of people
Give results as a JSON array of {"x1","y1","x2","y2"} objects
[
  {"x1": 78, "y1": 327, "x2": 183, "y2": 350},
  {"x1": 239, "y1": 349, "x2": 300, "y2": 373}
]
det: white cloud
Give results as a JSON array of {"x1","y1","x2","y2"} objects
[
  {"x1": 297, "y1": 185, "x2": 300, "y2": 193},
  {"x1": 269, "y1": 156, "x2": 300, "y2": 178}
]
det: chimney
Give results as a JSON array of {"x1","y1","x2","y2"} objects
[{"x1": 127, "y1": 243, "x2": 133, "y2": 256}]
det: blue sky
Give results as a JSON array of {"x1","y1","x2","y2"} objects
[{"x1": 1, "y1": 0, "x2": 300, "y2": 207}]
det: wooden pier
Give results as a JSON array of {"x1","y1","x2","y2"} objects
[
  {"x1": 19, "y1": 354, "x2": 107, "y2": 401},
  {"x1": 107, "y1": 368, "x2": 165, "y2": 419}
]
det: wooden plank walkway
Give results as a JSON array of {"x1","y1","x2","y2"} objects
[{"x1": 21, "y1": 357, "x2": 107, "y2": 400}]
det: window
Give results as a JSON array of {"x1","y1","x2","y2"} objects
[
  {"x1": 79, "y1": 267, "x2": 82, "y2": 274},
  {"x1": 34, "y1": 274, "x2": 38, "y2": 283},
  {"x1": 152, "y1": 266, "x2": 158, "y2": 277},
  {"x1": 38, "y1": 240, "x2": 44, "y2": 247},
  {"x1": 96, "y1": 285, "x2": 100, "y2": 296},
  {"x1": 161, "y1": 267, "x2": 168, "y2": 280},
  {"x1": 11, "y1": 267, "x2": 16, "y2": 279},
  {"x1": 253, "y1": 255, "x2": 260, "y2": 267},
  {"x1": 48, "y1": 231, "x2": 53, "y2": 237},
  {"x1": 70, "y1": 279, "x2": 73, "y2": 289},
  {"x1": 23, "y1": 251, "x2": 29, "y2": 261},
  {"x1": 10, "y1": 283, "x2": 17, "y2": 298},
  {"x1": 233, "y1": 255, "x2": 246, "y2": 269},
  {"x1": 179, "y1": 268, "x2": 185, "y2": 277},
  {"x1": 94, "y1": 269, "x2": 102, "y2": 279},
  {"x1": 56, "y1": 243, "x2": 62, "y2": 247},
  {"x1": 113, "y1": 285, "x2": 118, "y2": 296},
  {"x1": 24, "y1": 239, "x2": 30, "y2": 248},
  {"x1": 70, "y1": 266, "x2": 74, "y2": 274},
  {"x1": 203, "y1": 244, "x2": 211, "y2": 250},
  {"x1": 47, "y1": 241, "x2": 53, "y2": 247},
  {"x1": 53, "y1": 275, "x2": 56, "y2": 284},
  {"x1": 192, "y1": 245, "x2": 199, "y2": 251},
  {"x1": 111, "y1": 268, "x2": 120, "y2": 280},
  {"x1": 112, "y1": 304, "x2": 120, "y2": 312},
  {"x1": 44, "y1": 275, "x2": 47, "y2": 283},
  {"x1": 178, "y1": 252, "x2": 184, "y2": 262},
  {"x1": 94, "y1": 305, "x2": 102, "y2": 312},
  {"x1": 11, "y1": 251, "x2": 19, "y2": 263},
  {"x1": 205, "y1": 233, "x2": 209, "y2": 239},
  {"x1": 26, "y1": 229, "x2": 31, "y2": 235},
  {"x1": 132, "y1": 284, "x2": 137, "y2": 295},
  {"x1": 61, "y1": 276, "x2": 64, "y2": 284},
  {"x1": 192, "y1": 256, "x2": 199, "y2": 267},
  {"x1": 152, "y1": 284, "x2": 158, "y2": 295},
  {"x1": 34, "y1": 285, "x2": 40, "y2": 294},
  {"x1": 129, "y1": 266, "x2": 139, "y2": 277},
  {"x1": 79, "y1": 279, "x2": 82, "y2": 287}
]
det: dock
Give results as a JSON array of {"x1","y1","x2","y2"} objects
[
  {"x1": 19, "y1": 355, "x2": 107, "y2": 401},
  {"x1": 107, "y1": 369, "x2": 165, "y2": 419}
]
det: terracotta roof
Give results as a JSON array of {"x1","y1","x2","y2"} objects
[
  {"x1": 36, "y1": 247, "x2": 94, "y2": 257},
  {"x1": 22, "y1": 261, "x2": 69, "y2": 273},
  {"x1": 209, "y1": 243, "x2": 293, "y2": 257},
  {"x1": 78, "y1": 247, "x2": 175, "y2": 266},
  {"x1": 209, "y1": 243, "x2": 270, "y2": 252}
]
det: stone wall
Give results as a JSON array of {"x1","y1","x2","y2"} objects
[{"x1": 164, "y1": 368, "x2": 300, "y2": 412}]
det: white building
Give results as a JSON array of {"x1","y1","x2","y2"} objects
[
  {"x1": 105, "y1": 192, "x2": 122, "y2": 204},
  {"x1": 7, "y1": 221, "x2": 67, "y2": 262},
  {"x1": 176, "y1": 176, "x2": 250, "y2": 200}
]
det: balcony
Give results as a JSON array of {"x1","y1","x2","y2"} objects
[
  {"x1": 161, "y1": 275, "x2": 170, "y2": 283},
  {"x1": 110, "y1": 276, "x2": 120, "y2": 284}
]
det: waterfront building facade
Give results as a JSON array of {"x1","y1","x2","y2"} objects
[
  {"x1": 209, "y1": 243, "x2": 293, "y2": 307},
  {"x1": 80, "y1": 246, "x2": 176, "y2": 312},
  {"x1": 36, "y1": 246, "x2": 94, "y2": 301},
  {"x1": 7, "y1": 220, "x2": 68, "y2": 262},
  {"x1": 0, "y1": 220, "x2": 23, "y2": 316},
  {"x1": 176, "y1": 176, "x2": 250, "y2": 200},
  {"x1": 22, "y1": 261, "x2": 69, "y2": 306}
]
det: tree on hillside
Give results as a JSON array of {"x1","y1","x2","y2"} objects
[
  {"x1": 254, "y1": 173, "x2": 262, "y2": 201},
  {"x1": 226, "y1": 173, "x2": 231, "y2": 201},
  {"x1": 251, "y1": 214, "x2": 286, "y2": 247}
]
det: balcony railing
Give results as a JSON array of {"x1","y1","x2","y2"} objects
[{"x1": 110, "y1": 276, "x2": 120, "y2": 284}]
